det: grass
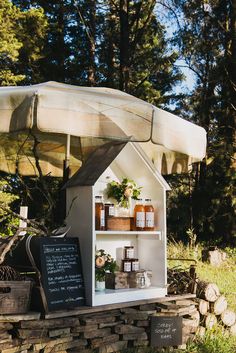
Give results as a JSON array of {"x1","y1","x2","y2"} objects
[
  {"x1": 122, "y1": 327, "x2": 236, "y2": 353},
  {"x1": 167, "y1": 240, "x2": 236, "y2": 312},
  {"x1": 123, "y1": 241, "x2": 236, "y2": 353}
]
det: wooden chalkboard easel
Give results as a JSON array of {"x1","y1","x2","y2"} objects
[{"x1": 25, "y1": 236, "x2": 85, "y2": 313}]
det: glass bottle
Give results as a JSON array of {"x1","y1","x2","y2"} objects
[
  {"x1": 134, "y1": 199, "x2": 145, "y2": 231},
  {"x1": 95, "y1": 196, "x2": 105, "y2": 231},
  {"x1": 105, "y1": 202, "x2": 115, "y2": 230},
  {"x1": 144, "y1": 198, "x2": 155, "y2": 231}
]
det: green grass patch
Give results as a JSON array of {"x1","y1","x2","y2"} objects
[
  {"x1": 197, "y1": 260, "x2": 236, "y2": 311},
  {"x1": 122, "y1": 328, "x2": 236, "y2": 353},
  {"x1": 167, "y1": 240, "x2": 236, "y2": 311}
]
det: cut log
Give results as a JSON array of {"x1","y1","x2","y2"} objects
[
  {"x1": 182, "y1": 318, "x2": 199, "y2": 333},
  {"x1": 202, "y1": 248, "x2": 227, "y2": 267},
  {"x1": 197, "y1": 299, "x2": 209, "y2": 315},
  {"x1": 221, "y1": 310, "x2": 236, "y2": 327},
  {"x1": 204, "y1": 313, "x2": 217, "y2": 329},
  {"x1": 211, "y1": 295, "x2": 227, "y2": 315},
  {"x1": 229, "y1": 323, "x2": 236, "y2": 336},
  {"x1": 196, "y1": 326, "x2": 206, "y2": 337},
  {"x1": 196, "y1": 281, "x2": 220, "y2": 302},
  {"x1": 190, "y1": 310, "x2": 200, "y2": 326}
]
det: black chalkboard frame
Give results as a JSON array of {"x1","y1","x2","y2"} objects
[
  {"x1": 38, "y1": 237, "x2": 86, "y2": 312},
  {"x1": 150, "y1": 316, "x2": 183, "y2": 348}
]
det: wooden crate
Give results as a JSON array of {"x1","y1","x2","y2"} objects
[
  {"x1": 106, "y1": 217, "x2": 133, "y2": 231},
  {"x1": 0, "y1": 281, "x2": 32, "y2": 314},
  {"x1": 105, "y1": 272, "x2": 129, "y2": 289}
]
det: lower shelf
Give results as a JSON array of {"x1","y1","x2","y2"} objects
[{"x1": 93, "y1": 286, "x2": 167, "y2": 306}]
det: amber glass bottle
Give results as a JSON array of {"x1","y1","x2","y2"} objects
[
  {"x1": 134, "y1": 199, "x2": 145, "y2": 231},
  {"x1": 144, "y1": 198, "x2": 155, "y2": 231},
  {"x1": 95, "y1": 196, "x2": 105, "y2": 231}
]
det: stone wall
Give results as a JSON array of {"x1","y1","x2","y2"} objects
[{"x1": 0, "y1": 294, "x2": 197, "y2": 353}]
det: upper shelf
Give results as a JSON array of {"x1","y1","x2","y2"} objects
[
  {"x1": 95, "y1": 230, "x2": 161, "y2": 235},
  {"x1": 95, "y1": 230, "x2": 162, "y2": 238}
]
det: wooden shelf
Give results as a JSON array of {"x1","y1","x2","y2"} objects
[
  {"x1": 95, "y1": 230, "x2": 162, "y2": 236},
  {"x1": 94, "y1": 286, "x2": 167, "y2": 306}
]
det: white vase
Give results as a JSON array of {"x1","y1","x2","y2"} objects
[{"x1": 95, "y1": 280, "x2": 106, "y2": 291}]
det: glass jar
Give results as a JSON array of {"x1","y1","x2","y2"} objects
[
  {"x1": 124, "y1": 246, "x2": 134, "y2": 259},
  {"x1": 144, "y1": 198, "x2": 155, "y2": 231},
  {"x1": 95, "y1": 196, "x2": 105, "y2": 231},
  {"x1": 134, "y1": 199, "x2": 145, "y2": 231},
  {"x1": 122, "y1": 259, "x2": 132, "y2": 272},
  {"x1": 131, "y1": 259, "x2": 140, "y2": 271}
]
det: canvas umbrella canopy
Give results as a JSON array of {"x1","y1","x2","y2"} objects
[{"x1": 0, "y1": 81, "x2": 206, "y2": 177}]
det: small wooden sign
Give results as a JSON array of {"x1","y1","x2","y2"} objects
[{"x1": 150, "y1": 316, "x2": 182, "y2": 347}]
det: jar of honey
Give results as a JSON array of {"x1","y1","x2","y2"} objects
[
  {"x1": 122, "y1": 259, "x2": 132, "y2": 272},
  {"x1": 131, "y1": 259, "x2": 140, "y2": 271},
  {"x1": 134, "y1": 199, "x2": 145, "y2": 231},
  {"x1": 124, "y1": 246, "x2": 134, "y2": 259}
]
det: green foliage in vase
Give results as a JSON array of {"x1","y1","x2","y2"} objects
[{"x1": 106, "y1": 178, "x2": 142, "y2": 208}]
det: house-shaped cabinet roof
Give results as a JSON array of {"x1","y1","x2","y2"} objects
[{"x1": 65, "y1": 141, "x2": 170, "y2": 192}]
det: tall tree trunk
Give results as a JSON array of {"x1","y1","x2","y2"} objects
[
  {"x1": 87, "y1": 0, "x2": 96, "y2": 86},
  {"x1": 119, "y1": 0, "x2": 130, "y2": 92},
  {"x1": 106, "y1": 1, "x2": 117, "y2": 87},
  {"x1": 57, "y1": 0, "x2": 66, "y2": 82}
]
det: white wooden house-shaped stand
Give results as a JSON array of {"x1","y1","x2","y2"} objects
[{"x1": 66, "y1": 142, "x2": 170, "y2": 306}]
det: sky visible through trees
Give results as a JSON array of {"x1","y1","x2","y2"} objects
[{"x1": 0, "y1": 0, "x2": 235, "y2": 244}]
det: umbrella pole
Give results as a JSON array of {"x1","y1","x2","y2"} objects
[
  {"x1": 58, "y1": 135, "x2": 70, "y2": 223},
  {"x1": 63, "y1": 134, "x2": 71, "y2": 183}
]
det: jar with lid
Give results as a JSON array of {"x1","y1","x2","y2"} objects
[
  {"x1": 124, "y1": 246, "x2": 134, "y2": 259},
  {"x1": 122, "y1": 259, "x2": 132, "y2": 272},
  {"x1": 134, "y1": 199, "x2": 145, "y2": 231},
  {"x1": 144, "y1": 198, "x2": 155, "y2": 231},
  {"x1": 95, "y1": 196, "x2": 105, "y2": 231},
  {"x1": 131, "y1": 259, "x2": 140, "y2": 271}
]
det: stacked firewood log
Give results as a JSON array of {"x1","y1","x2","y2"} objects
[
  {"x1": 167, "y1": 265, "x2": 197, "y2": 295},
  {"x1": 167, "y1": 268, "x2": 236, "y2": 337},
  {"x1": 196, "y1": 280, "x2": 236, "y2": 335}
]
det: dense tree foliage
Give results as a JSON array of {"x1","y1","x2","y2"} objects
[
  {"x1": 0, "y1": 0, "x2": 47, "y2": 85},
  {"x1": 164, "y1": 0, "x2": 236, "y2": 244},
  {"x1": 0, "y1": 0, "x2": 235, "y2": 243},
  {"x1": 12, "y1": 0, "x2": 182, "y2": 103}
]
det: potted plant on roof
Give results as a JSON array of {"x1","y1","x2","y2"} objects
[
  {"x1": 95, "y1": 249, "x2": 117, "y2": 291},
  {"x1": 106, "y1": 178, "x2": 141, "y2": 230}
]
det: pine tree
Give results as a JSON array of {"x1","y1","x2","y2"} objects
[
  {"x1": 0, "y1": 0, "x2": 47, "y2": 85},
  {"x1": 164, "y1": 0, "x2": 236, "y2": 243}
]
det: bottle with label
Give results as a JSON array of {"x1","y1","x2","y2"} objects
[
  {"x1": 134, "y1": 199, "x2": 145, "y2": 231},
  {"x1": 95, "y1": 196, "x2": 105, "y2": 231},
  {"x1": 144, "y1": 198, "x2": 155, "y2": 231},
  {"x1": 105, "y1": 203, "x2": 115, "y2": 230}
]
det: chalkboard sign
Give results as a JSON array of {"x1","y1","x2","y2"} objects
[
  {"x1": 39, "y1": 238, "x2": 85, "y2": 312},
  {"x1": 150, "y1": 316, "x2": 182, "y2": 347}
]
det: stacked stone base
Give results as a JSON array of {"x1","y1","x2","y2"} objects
[{"x1": 0, "y1": 294, "x2": 196, "y2": 353}]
